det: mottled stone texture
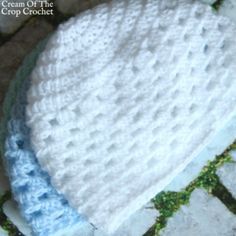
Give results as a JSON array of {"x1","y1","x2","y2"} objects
[
  {"x1": 161, "y1": 189, "x2": 236, "y2": 236},
  {"x1": 3, "y1": 200, "x2": 32, "y2": 235},
  {"x1": 219, "y1": 0, "x2": 236, "y2": 22},
  {"x1": 0, "y1": 16, "x2": 53, "y2": 236},
  {"x1": 217, "y1": 163, "x2": 236, "y2": 199},
  {"x1": 0, "y1": 226, "x2": 7, "y2": 236},
  {"x1": 0, "y1": 163, "x2": 9, "y2": 195},
  {"x1": 55, "y1": 0, "x2": 111, "y2": 15},
  {"x1": 0, "y1": 0, "x2": 32, "y2": 34},
  {"x1": 0, "y1": 18, "x2": 53, "y2": 117}
]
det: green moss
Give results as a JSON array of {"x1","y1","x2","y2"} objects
[
  {"x1": 186, "y1": 153, "x2": 232, "y2": 193},
  {"x1": 143, "y1": 225, "x2": 156, "y2": 236},
  {"x1": 150, "y1": 142, "x2": 236, "y2": 235},
  {"x1": 0, "y1": 191, "x2": 23, "y2": 235},
  {"x1": 152, "y1": 191, "x2": 191, "y2": 235},
  {"x1": 0, "y1": 191, "x2": 11, "y2": 206},
  {"x1": 212, "y1": 0, "x2": 225, "y2": 11}
]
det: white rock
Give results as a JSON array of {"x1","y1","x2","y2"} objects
[
  {"x1": 0, "y1": 227, "x2": 8, "y2": 236},
  {"x1": 0, "y1": 0, "x2": 29, "y2": 34},
  {"x1": 0, "y1": 0, "x2": 50, "y2": 34},
  {"x1": 95, "y1": 202, "x2": 159, "y2": 236},
  {"x1": 219, "y1": 0, "x2": 236, "y2": 23},
  {"x1": 161, "y1": 189, "x2": 236, "y2": 236},
  {"x1": 3, "y1": 200, "x2": 32, "y2": 236},
  {"x1": 55, "y1": 0, "x2": 218, "y2": 15},
  {"x1": 230, "y1": 150, "x2": 236, "y2": 161},
  {"x1": 53, "y1": 221, "x2": 94, "y2": 236},
  {"x1": 200, "y1": 0, "x2": 216, "y2": 5},
  {"x1": 217, "y1": 162, "x2": 236, "y2": 198}
]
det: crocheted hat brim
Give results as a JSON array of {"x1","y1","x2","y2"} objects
[
  {"x1": 0, "y1": 32, "x2": 159, "y2": 236},
  {"x1": 25, "y1": 0, "x2": 236, "y2": 233},
  {"x1": 0, "y1": 38, "x2": 89, "y2": 236}
]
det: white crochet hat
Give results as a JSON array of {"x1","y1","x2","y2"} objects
[{"x1": 26, "y1": 0, "x2": 236, "y2": 233}]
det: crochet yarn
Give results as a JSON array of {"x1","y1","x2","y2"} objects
[
  {"x1": 1, "y1": 34, "x2": 158, "y2": 236},
  {"x1": 25, "y1": 0, "x2": 236, "y2": 233},
  {"x1": 1, "y1": 40, "x2": 88, "y2": 236}
]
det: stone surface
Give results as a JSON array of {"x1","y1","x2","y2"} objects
[
  {"x1": 55, "y1": 0, "x2": 226, "y2": 15},
  {"x1": 55, "y1": 0, "x2": 110, "y2": 15},
  {"x1": 0, "y1": 18, "x2": 53, "y2": 117},
  {"x1": 0, "y1": 0, "x2": 31, "y2": 34},
  {"x1": 0, "y1": 0, "x2": 40, "y2": 34},
  {"x1": 0, "y1": 0, "x2": 52, "y2": 34},
  {"x1": 217, "y1": 162, "x2": 236, "y2": 198},
  {"x1": 230, "y1": 150, "x2": 236, "y2": 161},
  {"x1": 161, "y1": 189, "x2": 236, "y2": 236},
  {"x1": 219, "y1": 0, "x2": 236, "y2": 23},
  {"x1": 55, "y1": 0, "x2": 218, "y2": 15},
  {"x1": 0, "y1": 226, "x2": 8, "y2": 236},
  {"x1": 0, "y1": 162, "x2": 10, "y2": 195},
  {"x1": 95, "y1": 202, "x2": 159, "y2": 236},
  {"x1": 200, "y1": 0, "x2": 216, "y2": 5},
  {"x1": 3, "y1": 200, "x2": 32, "y2": 236}
]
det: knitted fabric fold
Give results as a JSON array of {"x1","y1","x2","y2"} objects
[
  {"x1": 25, "y1": 0, "x2": 236, "y2": 233},
  {"x1": 0, "y1": 40, "x2": 87, "y2": 236}
]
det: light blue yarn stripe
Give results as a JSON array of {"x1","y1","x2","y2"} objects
[{"x1": 0, "y1": 37, "x2": 86, "y2": 236}]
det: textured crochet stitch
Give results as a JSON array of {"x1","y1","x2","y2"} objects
[
  {"x1": 0, "y1": 11, "x2": 161, "y2": 236},
  {"x1": 25, "y1": 0, "x2": 236, "y2": 233},
  {"x1": 0, "y1": 40, "x2": 87, "y2": 236},
  {"x1": 0, "y1": 33, "x2": 158, "y2": 236}
]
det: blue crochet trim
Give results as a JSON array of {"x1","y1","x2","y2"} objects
[{"x1": 2, "y1": 39, "x2": 86, "y2": 236}]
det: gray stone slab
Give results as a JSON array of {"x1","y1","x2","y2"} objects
[
  {"x1": 219, "y1": 0, "x2": 236, "y2": 23},
  {"x1": 161, "y1": 189, "x2": 236, "y2": 236},
  {"x1": 0, "y1": 18, "x2": 53, "y2": 117},
  {"x1": 0, "y1": 0, "x2": 32, "y2": 34},
  {"x1": 0, "y1": 226, "x2": 8, "y2": 236},
  {"x1": 55, "y1": 0, "x2": 110, "y2": 15},
  {"x1": 0, "y1": 162, "x2": 10, "y2": 195},
  {"x1": 217, "y1": 162, "x2": 236, "y2": 199},
  {"x1": 3, "y1": 200, "x2": 32, "y2": 236}
]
